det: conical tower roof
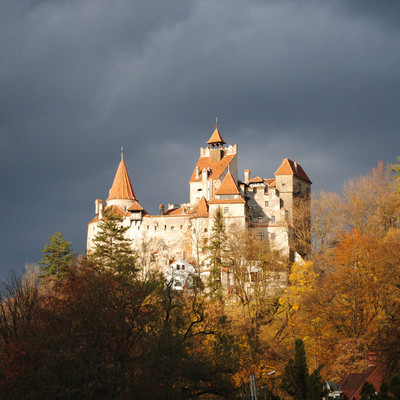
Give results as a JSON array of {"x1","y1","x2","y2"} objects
[
  {"x1": 107, "y1": 151, "x2": 136, "y2": 201},
  {"x1": 206, "y1": 119, "x2": 226, "y2": 145}
]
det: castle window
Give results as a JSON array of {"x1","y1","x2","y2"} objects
[
  {"x1": 204, "y1": 228, "x2": 208, "y2": 233},
  {"x1": 171, "y1": 226, "x2": 175, "y2": 230},
  {"x1": 252, "y1": 201, "x2": 256, "y2": 207},
  {"x1": 253, "y1": 188, "x2": 257, "y2": 194},
  {"x1": 224, "y1": 207, "x2": 229, "y2": 214},
  {"x1": 180, "y1": 225, "x2": 183, "y2": 230},
  {"x1": 258, "y1": 216, "x2": 263, "y2": 223},
  {"x1": 164, "y1": 225, "x2": 167, "y2": 230},
  {"x1": 265, "y1": 200, "x2": 269, "y2": 207},
  {"x1": 147, "y1": 225, "x2": 149, "y2": 230},
  {"x1": 259, "y1": 233, "x2": 264, "y2": 240},
  {"x1": 155, "y1": 225, "x2": 158, "y2": 231},
  {"x1": 271, "y1": 215, "x2": 276, "y2": 223},
  {"x1": 182, "y1": 265, "x2": 185, "y2": 270},
  {"x1": 264, "y1": 187, "x2": 268, "y2": 195},
  {"x1": 177, "y1": 264, "x2": 180, "y2": 270}
]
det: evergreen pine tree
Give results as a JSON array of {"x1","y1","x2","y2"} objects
[
  {"x1": 294, "y1": 339, "x2": 309, "y2": 400},
  {"x1": 39, "y1": 232, "x2": 74, "y2": 278},
  {"x1": 281, "y1": 339, "x2": 326, "y2": 400},
  {"x1": 360, "y1": 382, "x2": 377, "y2": 400},
  {"x1": 207, "y1": 206, "x2": 226, "y2": 294},
  {"x1": 90, "y1": 207, "x2": 137, "y2": 274}
]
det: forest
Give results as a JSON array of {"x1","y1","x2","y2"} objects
[{"x1": 0, "y1": 159, "x2": 399, "y2": 399}]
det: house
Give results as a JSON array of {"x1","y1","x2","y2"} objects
[{"x1": 338, "y1": 353, "x2": 385, "y2": 400}]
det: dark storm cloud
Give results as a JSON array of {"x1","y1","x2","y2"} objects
[{"x1": 1, "y1": 0, "x2": 399, "y2": 277}]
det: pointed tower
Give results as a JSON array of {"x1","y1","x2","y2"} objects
[
  {"x1": 189, "y1": 120, "x2": 238, "y2": 205},
  {"x1": 207, "y1": 119, "x2": 226, "y2": 162},
  {"x1": 106, "y1": 147, "x2": 137, "y2": 212}
]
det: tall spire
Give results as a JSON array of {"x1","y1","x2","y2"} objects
[
  {"x1": 107, "y1": 150, "x2": 136, "y2": 202},
  {"x1": 207, "y1": 118, "x2": 226, "y2": 146}
]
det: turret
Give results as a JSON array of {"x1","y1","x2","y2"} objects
[{"x1": 106, "y1": 147, "x2": 137, "y2": 212}]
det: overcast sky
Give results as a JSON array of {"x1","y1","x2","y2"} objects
[{"x1": 1, "y1": 0, "x2": 400, "y2": 278}]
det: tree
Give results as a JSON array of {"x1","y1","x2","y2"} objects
[
  {"x1": 281, "y1": 339, "x2": 325, "y2": 400},
  {"x1": 360, "y1": 382, "x2": 377, "y2": 400},
  {"x1": 90, "y1": 207, "x2": 137, "y2": 275},
  {"x1": 392, "y1": 156, "x2": 400, "y2": 193},
  {"x1": 39, "y1": 232, "x2": 74, "y2": 278},
  {"x1": 207, "y1": 207, "x2": 227, "y2": 295}
]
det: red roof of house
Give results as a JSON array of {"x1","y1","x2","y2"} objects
[
  {"x1": 128, "y1": 201, "x2": 145, "y2": 212},
  {"x1": 209, "y1": 198, "x2": 246, "y2": 204},
  {"x1": 215, "y1": 172, "x2": 240, "y2": 195},
  {"x1": 104, "y1": 205, "x2": 129, "y2": 217},
  {"x1": 338, "y1": 365, "x2": 385, "y2": 400},
  {"x1": 196, "y1": 196, "x2": 209, "y2": 217},
  {"x1": 189, "y1": 153, "x2": 236, "y2": 182},
  {"x1": 249, "y1": 176, "x2": 263, "y2": 183},
  {"x1": 107, "y1": 158, "x2": 137, "y2": 201},
  {"x1": 274, "y1": 158, "x2": 312, "y2": 184},
  {"x1": 266, "y1": 178, "x2": 276, "y2": 186}
]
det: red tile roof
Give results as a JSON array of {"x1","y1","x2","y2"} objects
[
  {"x1": 107, "y1": 158, "x2": 137, "y2": 201},
  {"x1": 189, "y1": 153, "x2": 236, "y2": 182},
  {"x1": 209, "y1": 198, "x2": 246, "y2": 204},
  {"x1": 128, "y1": 201, "x2": 144, "y2": 211},
  {"x1": 104, "y1": 205, "x2": 129, "y2": 217},
  {"x1": 164, "y1": 207, "x2": 184, "y2": 215},
  {"x1": 338, "y1": 365, "x2": 385, "y2": 400},
  {"x1": 196, "y1": 196, "x2": 209, "y2": 217},
  {"x1": 88, "y1": 216, "x2": 99, "y2": 224},
  {"x1": 206, "y1": 125, "x2": 226, "y2": 145},
  {"x1": 274, "y1": 158, "x2": 312, "y2": 183},
  {"x1": 215, "y1": 172, "x2": 240, "y2": 195},
  {"x1": 266, "y1": 178, "x2": 276, "y2": 186},
  {"x1": 249, "y1": 176, "x2": 263, "y2": 183}
]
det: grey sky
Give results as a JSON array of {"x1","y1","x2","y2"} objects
[{"x1": 1, "y1": 0, "x2": 399, "y2": 278}]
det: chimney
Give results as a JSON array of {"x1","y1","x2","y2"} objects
[
  {"x1": 195, "y1": 166, "x2": 200, "y2": 179},
  {"x1": 294, "y1": 161, "x2": 298, "y2": 172},
  {"x1": 244, "y1": 169, "x2": 250, "y2": 184},
  {"x1": 159, "y1": 204, "x2": 165, "y2": 215},
  {"x1": 95, "y1": 199, "x2": 103, "y2": 219},
  {"x1": 202, "y1": 168, "x2": 208, "y2": 182}
]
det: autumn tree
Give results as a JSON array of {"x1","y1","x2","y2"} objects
[
  {"x1": 39, "y1": 231, "x2": 74, "y2": 278},
  {"x1": 392, "y1": 156, "x2": 400, "y2": 193},
  {"x1": 90, "y1": 206, "x2": 137, "y2": 275}
]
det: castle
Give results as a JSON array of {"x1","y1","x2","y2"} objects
[{"x1": 87, "y1": 122, "x2": 311, "y2": 275}]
